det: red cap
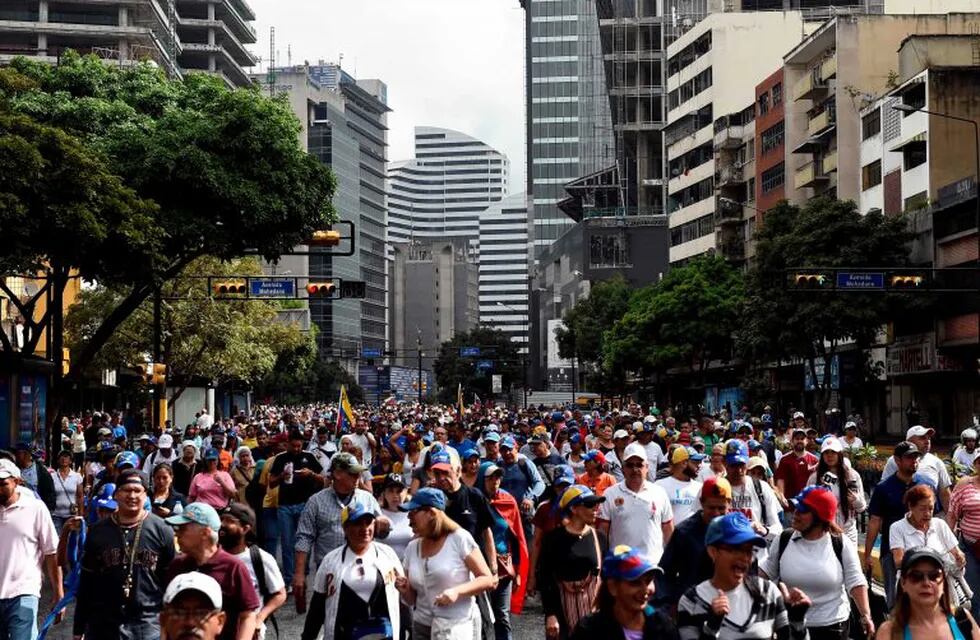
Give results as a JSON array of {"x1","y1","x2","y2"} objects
[{"x1": 792, "y1": 486, "x2": 838, "y2": 524}]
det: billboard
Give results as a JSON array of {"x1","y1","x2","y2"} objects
[{"x1": 546, "y1": 319, "x2": 571, "y2": 369}]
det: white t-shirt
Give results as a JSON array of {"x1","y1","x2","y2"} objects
[
  {"x1": 698, "y1": 465, "x2": 722, "y2": 482},
  {"x1": 598, "y1": 481, "x2": 673, "y2": 564},
  {"x1": 643, "y1": 441, "x2": 665, "y2": 481},
  {"x1": 881, "y1": 452, "x2": 951, "y2": 492},
  {"x1": 953, "y1": 446, "x2": 979, "y2": 474},
  {"x1": 348, "y1": 432, "x2": 374, "y2": 466},
  {"x1": 382, "y1": 508, "x2": 414, "y2": 561},
  {"x1": 889, "y1": 515, "x2": 959, "y2": 557},
  {"x1": 654, "y1": 476, "x2": 702, "y2": 524},
  {"x1": 71, "y1": 431, "x2": 87, "y2": 454},
  {"x1": 404, "y1": 529, "x2": 478, "y2": 625},
  {"x1": 342, "y1": 549, "x2": 380, "y2": 602},
  {"x1": 760, "y1": 532, "x2": 866, "y2": 626},
  {"x1": 142, "y1": 448, "x2": 178, "y2": 473},
  {"x1": 51, "y1": 470, "x2": 83, "y2": 519},
  {"x1": 236, "y1": 546, "x2": 285, "y2": 604},
  {"x1": 841, "y1": 436, "x2": 863, "y2": 453}
]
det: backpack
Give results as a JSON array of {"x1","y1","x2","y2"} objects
[
  {"x1": 774, "y1": 528, "x2": 843, "y2": 572},
  {"x1": 751, "y1": 476, "x2": 770, "y2": 528},
  {"x1": 244, "y1": 459, "x2": 267, "y2": 514},
  {"x1": 249, "y1": 545, "x2": 279, "y2": 638}
]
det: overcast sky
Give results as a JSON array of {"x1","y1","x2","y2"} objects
[{"x1": 248, "y1": 0, "x2": 527, "y2": 194}]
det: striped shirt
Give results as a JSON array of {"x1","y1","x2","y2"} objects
[
  {"x1": 677, "y1": 576, "x2": 809, "y2": 640},
  {"x1": 949, "y1": 480, "x2": 980, "y2": 542},
  {"x1": 294, "y1": 487, "x2": 381, "y2": 567}
]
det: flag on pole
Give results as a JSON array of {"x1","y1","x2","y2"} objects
[
  {"x1": 337, "y1": 385, "x2": 355, "y2": 434},
  {"x1": 457, "y1": 383, "x2": 464, "y2": 418},
  {"x1": 473, "y1": 394, "x2": 483, "y2": 412}
]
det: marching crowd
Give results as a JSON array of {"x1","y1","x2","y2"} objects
[{"x1": 3, "y1": 402, "x2": 980, "y2": 640}]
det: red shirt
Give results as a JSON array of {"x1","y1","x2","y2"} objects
[
  {"x1": 167, "y1": 548, "x2": 260, "y2": 640},
  {"x1": 775, "y1": 451, "x2": 818, "y2": 501}
]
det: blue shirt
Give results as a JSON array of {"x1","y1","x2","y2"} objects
[
  {"x1": 111, "y1": 425, "x2": 127, "y2": 440},
  {"x1": 869, "y1": 472, "x2": 936, "y2": 550},
  {"x1": 500, "y1": 455, "x2": 545, "y2": 503}
]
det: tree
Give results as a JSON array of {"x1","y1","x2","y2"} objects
[
  {"x1": 252, "y1": 328, "x2": 364, "y2": 405},
  {"x1": 603, "y1": 254, "x2": 743, "y2": 383},
  {"x1": 555, "y1": 275, "x2": 632, "y2": 394},
  {"x1": 64, "y1": 256, "x2": 308, "y2": 407},
  {"x1": 0, "y1": 53, "x2": 335, "y2": 393},
  {"x1": 433, "y1": 327, "x2": 524, "y2": 404},
  {"x1": 737, "y1": 197, "x2": 916, "y2": 414}
]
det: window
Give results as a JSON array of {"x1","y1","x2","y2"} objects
[
  {"x1": 861, "y1": 160, "x2": 882, "y2": 190},
  {"x1": 761, "y1": 163, "x2": 784, "y2": 193},
  {"x1": 760, "y1": 122, "x2": 784, "y2": 155},
  {"x1": 771, "y1": 83, "x2": 783, "y2": 107},
  {"x1": 901, "y1": 83, "x2": 926, "y2": 114},
  {"x1": 904, "y1": 191, "x2": 928, "y2": 212},
  {"x1": 904, "y1": 143, "x2": 927, "y2": 171},
  {"x1": 862, "y1": 109, "x2": 881, "y2": 140},
  {"x1": 589, "y1": 233, "x2": 632, "y2": 268},
  {"x1": 670, "y1": 214, "x2": 715, "y2": 246},
  {"x1": 758, "y1": 92, "x2": 770, "y2": 116}
]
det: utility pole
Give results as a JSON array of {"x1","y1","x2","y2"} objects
[
  {"x1": 152, "y1": 287, "x2": 163, "y2": 432},
  {"x1": 417, "y1": 327, "x2": 423, "y2": 405}
]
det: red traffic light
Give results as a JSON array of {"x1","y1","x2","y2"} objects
[{"x1": 306, "y1": 282, "x2": 336, "y2": 296}]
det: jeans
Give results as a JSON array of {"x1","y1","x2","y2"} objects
[
  {"x1": 882, "y1": 547, "x2": 898, "y2": 610},
  {"x1": 962, "y1": 538, "x2": 980, "y2": 622},
  {"x1": 808, "y1": 619, "x2": 849, "y2": 640},
  {"x1": 489, "y1": 578, "x2": 512, "y2": 640},
  {"x1": 277, "y1": 502, "x2": 306, "y2": 584},
  {"x1": 85, "y1": 614, "x2": 160, "y2": 640},
  {"x1": 0, "y1": 595, "x2": 39, "y2": 640},
  {"x1": 260, "y1": 506, "x2": 280, "y2": 557}
]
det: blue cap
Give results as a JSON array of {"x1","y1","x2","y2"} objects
[
  {"x1": 747, "y1": 439, "x2": 761, "y2": 450},
  {"x1": 399, "y1": 487, "x2": 447, "y2": 512},
  {"x1": 551, "y1": 412, "x2": 564, "y2": 422},
  {"x1": 341, "y1": 502, "x2": 377, "y2": 526},
  {"x1": 430, "y1": 449, "x2": 453, "y2": 471},
  {"x1": 166, "y1": 502, "x2": 221, "y2": 531},
  {"x1": 687, "y1": 446, "x2": 707, "y2": 461},
  {"x1": 705, "y1": 512, "x2": 767, "y2": 547},
  {"x1": 115, "y1": 451, "x2": 140, "y2": 470},
  {"x1": 483, "y1": 431, "x2": 501, "y2": 443},
  {"x1": 725, "y1": 440, "x2": 749, "y2": 465},
  {"x1": 203, "y1": 447, "x2": 220, "y2": 461},
  {"x1": 602, "y1": 545, "x2": 661, "y2": 580},
  {"x1": 553, "y1": 464, "x2": 576, "y2": 487},
  {"x1": 460, "y1": 445, "x2": 480, "y2": 460},
  {"x1": 500, "y1": 435, "x2": 517, "y2": 450},
  {"x1": 93, "y1": 483, "x2": 118, "y2": 510}
]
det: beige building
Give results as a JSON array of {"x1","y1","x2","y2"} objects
[{"x1": 784, "y1": 13, "x2": 980, "y2": 206}]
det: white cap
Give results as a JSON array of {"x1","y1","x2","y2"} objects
[
  {"x1": 0, "y1": 459, "x2": 21, "y2": 480},
  {"x1": 643, "y1": 415, "x2": 657, "y2": 424},
  {"x1": 963, "y1": 428, "x2": 978, "y2": 441},
  {"x1": 613, "y1": 429, "x2": 630, "y2": 440},
  {"x1": 844, "y1": 421, "x2": 858, "y2": 430},
  {"x1": 820, "y1": 437, "x2": 843, "y2": 454},
  {"x1": 746, "y1": 456, "x2": 769, "y2": 472},
  {"x1": 792, "y1": 411, "x2": 805, "y2": 420},
  {"x1": 632, "y1": 421, "x2": 644, "y2": 431},
  {"x1": 158, "y1": 434, "x2": 174, "y2": 449},
  {"x1": 623, "y1": 442, "x2": 647, "y2": 462},
  {"x1": 164, "y1": 572, "x2": 223, "y2": 609},
  {"x1": 906, "y1": 425, "x2": 935, "y2": 439}
]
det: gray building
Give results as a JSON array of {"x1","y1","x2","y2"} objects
[
  {"x1": 0, "y1": 0, "x2": 257, "y2": 87},
  {"x1": 478, "y1": 192, "x2": 531, "y2": 353},
  {"x1": 389, "y1": 239, "x2": 479, "y2": 368}
]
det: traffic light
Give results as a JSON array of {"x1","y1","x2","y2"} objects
[
  {"x1": 888, "y1": 272, "x2": 926, "y2": 289},
  {"x1": 792, "y1": 273, "x2": 830, "y2": 289},
  {"x1": 307, "y1": 230, "x2": 341, "y2": 247},
  {"x1": 143, "y1": 363, "x2": 167, "y2": 385},
  {"x1": 306, "y1": 281, "x2": 336, "y2": 296},
  {"x1": 62, "y1": 348, "x2": 70, "y2": 376},
  {"x1": 213, "y1": 280, "x2": 247, "y2": 295}
]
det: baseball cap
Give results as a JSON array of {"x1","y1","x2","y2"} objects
[
  {"x1": 383, "y1": 473, "x2": 406, "y2": 489},
  {"x1": 483, "y1": 431, "x2": 501, "y2": 443},
  {"x1": 900, "y1": 547, "x2": 945, "y2": 574},
  {"x1": 746, "y1": 456, "x2": 769, "y2": 473},
  {"x1": 820, "y1": 437, "x2": 843, "y2": 454},
  {"x1": 202, "y1": 448, "x2": 220, "y2": 461},
  {"x1": 459, "y1": 445, "x2": 480, "y2": 460},
  {"x1": 792, "y1": 411, "x2": 805, "y2": 420},
  {"x1": 893, "y1": 441, "x2": 922, "y2": 458},
  {"x1": 552, "y1": 464, "x2": 576, "y2": 487},
  {"x1": 613, "y1": 429, "x2": 630, "y2": 440},
  {"x1": 499, "y1": 435, "x2": 517, "y2": 450},
  {"x1": 166, "y1": 502, "x2": 221, "y2": 531},
  {"x1": 791, "y1": 426, "x2": 808, "y2": 436},
  {"x1": 164, "y1": 572, "x2": 223, "y2": 609},
  {"x1": 844, "y1": 421, "x2": 858, "y2": 431},
  {"x1": 0, "y1": 459, "x2": 21, "y2": 480},
  {"x1": 735, "y1": 421, "x2": 753, "y2": 433},
  {"x1": 221, "y1": 502, "x2": 256, "y2": 528},
  {"x1": 115, "y1": 468, "x2": 149, "y2": 491},
  {"x1": 701, "y1": 476, "x2": 732, "y2": 501},
  {"x1": 623, "y1": 442, "x2": 647, "y2": 462},
  {"x1": 559, "y1": 484, "x2": 605, "y2": 511},
  {"x1": 527, "y1": 435, "x2": 546, "y2": 445},
  {"x1": 158, "y1": 434, "x2": 174, "y2": 449},
  {"x1": 583, "y1": 450, "x2": 606, "y2": 465},
  {"x1": 115, "y1": 451, "x2": 140, "y2": 470},
  {"x1": 93, "y1": 483, "x2": 118, "y2": 510},
  {"x1": 331, "y1": 452, "x2": 368, "y2": 474},
  {"x1": 430, "y1": 449, "x2": 454, "y2": 472},
  {"x1": 341, "y1": 502, "x2": 377, "y2": 526},
  {"x1": 705, "y1": 512, "x2": 767, "y2": 547},
  {"x1": 790, "y1": 486, "x2": 838, "y2": 524},
  {"x1": 906, "y1": 425, "x2": 935, "y2": 439},
  {"x1": 747, "y1": 439, "x2": 761, "y2": 451},
  {"x1": 481, "y1": 461, "x2": 504, "y2": 477},
  {"x1": 602, "y1": 545, "x2": 662, "y2": 581},
  {"x1": 725, "y1": 439, "x2": 749, "y2": 466},
  {"x1": 632, "y1": 421, "x2": 644, "y2": 433},
  {"x1": 399, "y1": 487, "x2": 447, "y2": 512}
]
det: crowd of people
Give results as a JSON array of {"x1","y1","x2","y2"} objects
[{"x1": 2, "y1": 401, "x2": 980, "y2": 640}]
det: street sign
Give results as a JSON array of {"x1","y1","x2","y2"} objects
[
  {"x1": 492, "y1": 374, "x2": 503, "y2": 394},
  {"x1": 836, "y1": 272, "x2": 885, "y2": 290},
  {"x1": 476, "y1": 359, "x2": 494, "y2": 372},
  {"x1": 340, "y1": 280, "x2": 367, "y2": 299},
  {"x1": 362, "y1": 348, "x2": 382, "y2": 358},
  {"x1": 250, "y1": 277, "x2": 295, "y2": 298},
  {"x1": 460, "y1": 347, "x2": 481, "y2": 357}
]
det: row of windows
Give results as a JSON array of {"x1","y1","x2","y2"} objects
[
  {"x1": 760, "y1": 121, "x2": 784, "y2": 155},
  {"x1": 668, "y1": 67, "x2": 712, "y2": 111},
  {"x1": 668, "y1": 142, "x2": 713, "y2": 178},
  {"x1": 757, "y1": 82, "x2": 782, "y2": 116},
  {"x1": 669, "y1": 177, "x2": 714, "y2": 210},
  {"x1": 761, "y1": 163, "x2": 784, "y2": 194},
  {"x1": 670, "y1": 214, "x2": 714, "y2": 247},
  {"x1": 666, "y1": 31, "x2": 711, "y2": 78}
]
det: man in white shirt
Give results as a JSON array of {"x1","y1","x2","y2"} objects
[
  {"x1": 655, "y1": 445, "x2": 704, "y2": 524},
  {"x1": 142, "y1": 433, "x2": 179, "y2": 473},
  {"x1": 307, "y1": 426, "x2": 337, "y2": 471},
  {"x1": 347, "y1": 418, "x2": 376, "y2": 467},
  {"x1": 880, "y1": 425, "x2": 951, "y2": 511},
  {"x1": 724, "y1": 439, "x2": 782, "y2": 553},
  {"x1": 597, "y1": 442, "x2": 674, "y2": 564},
  {"x1": 634, "y1": 422, "x2": 666, "y2": 481}
]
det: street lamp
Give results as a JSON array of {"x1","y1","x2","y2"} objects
[{"x1": 495, "y1": 301, "x2": 529, "y2": 408}]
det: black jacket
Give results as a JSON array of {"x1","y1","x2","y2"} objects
[
  {"x1": 657, "y1": 510, "x2": 712, "y2": 606},
  {"x1": 571, "y1": 607, "x2": 679, "y2": 640}
]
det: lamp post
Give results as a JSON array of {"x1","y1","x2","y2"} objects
[{"x1": 495, "y1": 301, "x2": 529, "y2": 408}]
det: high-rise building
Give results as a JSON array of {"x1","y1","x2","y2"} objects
[
  {"x1": 0, "y1": 0, "x2": 257, "y2": 87},
  {"x1": 388, "y1": 127, "x2": 508, "y2": 247},
  {"x1": 521, "y1": 0, "x2": 616, "y2": 257},
  {"x1": 478, "y1": 193, "x2": 531, "y2": 352}
]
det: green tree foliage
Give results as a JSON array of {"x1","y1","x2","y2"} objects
[
  {"x1": 433, "y1": 327, "x2": 524, "y2": 404},
  {"x1": 0, "y1": 53, "x2": 335, "y2": 379},
  {"x1": 737, "y1": 197, "x2": 915, "y2": 411},
  {"x1": 64, "y1": 257, "x2": 308, "y2": 406},
  {"x1": 554, "y1": 275, "x2": 631, "y2": 393},
  {"x1": 603, "y1": 254, "x2": 743, "y2": 380},
  {"x1": 252, "y1": 328, "x2": 364, "y2": 406}
]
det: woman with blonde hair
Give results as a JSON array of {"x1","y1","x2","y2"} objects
[{"x1": 395, "y1": 487, "x2": 494, "y2": 640}]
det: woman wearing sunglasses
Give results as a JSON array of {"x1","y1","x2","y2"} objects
[
  {"x1": 760, "y1": 486, "x2": 874, "y2": 640},
  {"x1": 877, "y1": 547, "x2": 980, "y2": 639}
]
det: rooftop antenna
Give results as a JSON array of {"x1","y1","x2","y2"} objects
[
  {"x1": 267, "y1": 26, "x2": 275, "y2": 96},
  {"x1": 287, "y1": 44, "x2": 292, "y2": 66}
]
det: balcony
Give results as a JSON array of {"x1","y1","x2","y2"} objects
[
  {"x1": 795, "y1": 161, "x2": 830, "y2": 189},
  {"x1": 716, "y1": 165, "x2": 745, "y2": 187},
  {"x1": 807, "y1": 109, "x2": 835, "y2": 136},
  {"x1": 714, "y1": 124, "x2": 744, "y2": 150},
  {"x1": 822, "y1": 149, "x2": 837, "y2": 174},
  {"x1": 794, "y1": 71, "x2": 828, "y2": 102},
  {"x1": 715, "y1": 198, "x2": 742, "y2": 224},
  {"x1": 820, "y1": 56, "x2": 837, "y2": 82},
  {"x1": 719, "y1": 239, "x2": 746, "y2": 262}
]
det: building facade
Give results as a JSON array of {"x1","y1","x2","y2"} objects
[
  {"x1": 478, "y1": 193, "x2": 531, "y2": 352},
  {"x1": 0, "y1": 0, "x2": 257, "y2": 86}
]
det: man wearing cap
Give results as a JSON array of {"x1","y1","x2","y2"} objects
[
  {"x1": 292, "y1": 452, "x2": 385, "y2": 605},
  {"x1": 0, "y1": 458, "x2": 62, "y2": 639},
  {"x1": 481, "y1": 430, "x2": 502, "y2": 463},
  {"x1": 604, "y1": 428, "x2": 632, "y2": 483},
  {"x1": 880, "y1": 425, "x2": 952, "y2": 511},
  {"x1": 597, "y1": 442, "x2": 674, "y2": 565},
  {"x1": 528, "y1": 434, "x2": 565, "y2": 502},
  {"x1": 634, "y1": 422, "x2": 666, "y2": 482},
  {"x1": 219, "y1": 503, "x2": 286, "y2": 640},
  {"x1": 498, "y1": 435, "x2": 545, "y2": 536},
  {"x1": 142, "y1": 433, "x2": 178, "y2": 474},
  {"x1": 677, "y1": 512, "x2": 812, "y2": 639},
  {"x1": 655, "y1": 445, "x2": 705, "y2": 524},
  {"x1": 865, "y1": 440, "x2": 937, "y2": 608},
  {"x1": 13, "y1": 442, "x2": 55, "y2": 512},
  {"x1": 74, "y1": 468, "x2": 177, "y2": 639},
  {"x1": 166, "y1": 502, "x2": 260, "y2": 640},
  {"x1": 428, "y1": 447, "x2": 498, "y2": 572},
  {"x1": 659, "y1": 476, "x2": 732, "y2": 607},
  {"x1": 160, "y1": 572, "x2": 227, "y2": 640},
  {"x1": 307, "y1": 426, "x2": 338, "y2": 471},
  {"x1": 775, "y1": 427, "x2": 818, "y2": 508},
  {"x1": 724, "y1": 439, "x2": 783, "y2": 553}
]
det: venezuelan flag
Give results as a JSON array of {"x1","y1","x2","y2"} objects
[
  {"x1": 457, "y1": 382, "x2": 464, "y2": 418},
  {"x1": 336, "y1": 385, "x2": 355, "y2": 434}
]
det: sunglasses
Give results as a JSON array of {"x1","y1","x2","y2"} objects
[
  {"x1": 355, "y1": 557, "x2": 365, "y2": 578},
  {"x1": 624, "y1": 461, "x2": 645, "y2": 470},
  {"x1": 905, "y1": 568, "x2": 943, "y2": 584}
]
